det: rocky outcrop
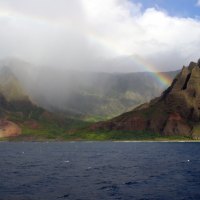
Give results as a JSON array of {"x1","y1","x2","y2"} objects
[
  {"x1": 0, "y1": 120, "x2": 21, "y2": 138},
  {"x1": 162, "y1": 113, "x2": 192, "y2": 136},
  {"x1": 93, "y1": 60, "x2": 200, "y2": 137}
]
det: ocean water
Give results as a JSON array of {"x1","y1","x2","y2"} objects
[{"x1": 0, "y1": 142, "x2": 200, "y2": 200}]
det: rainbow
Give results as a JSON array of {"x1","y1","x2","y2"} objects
[
  {"x1": 0, "y1": 7, "x2": 173, "y2": 87},
  {"x1": 130, "y1": 55, "x2": 173, "y2": 86}
]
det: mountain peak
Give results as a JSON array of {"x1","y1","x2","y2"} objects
[{"x1": 92, "y1": 59, "x2": 200, "y2": 139}]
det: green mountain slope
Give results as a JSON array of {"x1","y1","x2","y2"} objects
[
  {"x1": 0, "y1": 58, "x2": 189, "y2": 141},
  {"x1": 92, "y1": 60, "x2": 200, "y2": 139},
  {"x1": 0, "y1": 66, "x2": 87, "y2": 140},
  {"x1": 56, "y1": 71, "x2": 178, "y2": 120},
  {"x1": 0, "y1": 67, "x2": 28, "y2": 101},
  {"x1": 0, "y1": 58, "x2": 179, "y2": 121},
  {"x1": 0, "y1": 59, "x2": 178, "y2": 121},
  {"x1": 18, "y1": 67, "x2": 178, "y2": 120}
]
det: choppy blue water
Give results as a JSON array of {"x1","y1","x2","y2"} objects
[{"x1": 0, "y1": 142, "x2": 200, "y2": 200}]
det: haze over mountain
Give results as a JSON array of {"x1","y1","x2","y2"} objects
[
  {"x1": 0, "y1": 65, "x2": 82, "y2": 139},
  {"x1": 0, "y1": 58, "x2": 178, "y2": 119},
  {"x1": 0, "y1": 0, "x2": 199, "y2": 120}
]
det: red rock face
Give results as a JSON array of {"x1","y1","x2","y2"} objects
[
  {"x1": 168, "y1": 113, "x2": 182, "y2": 121},
  {"x1": 90, "y1": 122, "x2": 108, "y2": 131},
  {"x1": 91, "y1": 116, "x2": 147, "y2": 131},
  {"x1": 162, "y1": 113, "x2": 192, "y2": 136},
  {"x1": 92, "y1": 60, "x2": 200, "y2": 137},
  {"x1": 114, "y1": 116, "x2": 147, "y2": 131},
  {"x1": 0, "y1": 120, "x2": 21, "y2": 138}
]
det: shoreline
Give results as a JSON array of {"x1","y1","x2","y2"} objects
[{"x1": 1, "y1": 139, "x2": 199, "y2": 142}]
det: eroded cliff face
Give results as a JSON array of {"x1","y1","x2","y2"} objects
[
  {"x1": 163, "y1": 61, "x2": 200, "y2": 121},
  {"x1": 0, "y1": 120, "x2": 21, "y2": 138},
  {"x1": 92, "y1": 60, "x2": 200, "y2": 138}
]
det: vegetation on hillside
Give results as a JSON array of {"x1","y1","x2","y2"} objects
[{"x1": 0, "y1": 59, "x2": 197, "y2": 141}]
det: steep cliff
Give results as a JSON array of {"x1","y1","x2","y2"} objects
[{"x1": 92, "y1": 60, "x2": 200, "y2": 138}]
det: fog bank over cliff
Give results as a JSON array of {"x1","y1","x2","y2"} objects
[{"x1": 0, "y1": 58, "x2": 179, "y2": 118}]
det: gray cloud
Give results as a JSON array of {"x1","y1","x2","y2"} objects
[{"x1": 0, "y1": 0, "x2": 200, "y2": 72}]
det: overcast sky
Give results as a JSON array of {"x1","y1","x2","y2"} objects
[{"x1": 0, "y1": 0, "x2": 200, "y2": 72}]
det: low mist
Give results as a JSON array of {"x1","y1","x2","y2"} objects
[
  {"x1": 0, "y1": 0, "x2": 200, "y2": 117},
  {"x1": 0, "y1": 58, "x2": 178, "y2": 118}
]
